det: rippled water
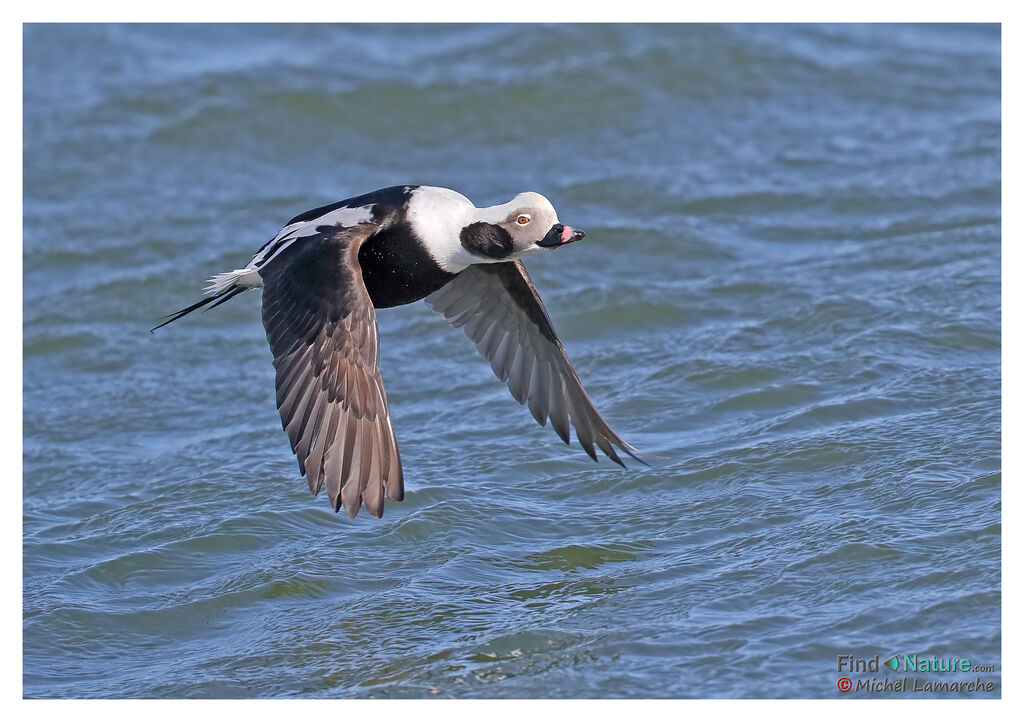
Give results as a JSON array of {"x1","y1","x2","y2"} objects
[{"x1": 23, "y1": 24, "x2": 1000, "y2": 698}]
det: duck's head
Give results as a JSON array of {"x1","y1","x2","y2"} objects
[{"x1": 462, "y1": 191, "x2": 585, "y2": 262}]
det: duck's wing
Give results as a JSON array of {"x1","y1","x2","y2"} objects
[
  {"x1": 425, "y1": 261, "x2": 645, "y2": 466},
  {"x1": 260, "y1": 223, "x2": 403, "y2": 518}
]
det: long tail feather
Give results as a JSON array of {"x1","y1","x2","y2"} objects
[
  {"x1": 205, "y1": 286, "x2": 246, "y2": 311},
  {"x1": 151, "y1": 286, "x2": 247, "y2": 333}
]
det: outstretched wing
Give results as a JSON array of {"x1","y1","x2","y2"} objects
[
  {"x1": 260, "y1": 223, "x2": 403, "y2": 518},
  {"x1": 425, "y1": 261, "x2": 645, "y2": 466}
]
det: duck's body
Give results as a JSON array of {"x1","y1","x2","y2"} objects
[{"x1": 156, "y1": 185, "x2": 644, "y2": 518}]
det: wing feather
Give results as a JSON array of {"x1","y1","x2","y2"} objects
[
  {"x1": 260, "y1": 223, "x2": 404, "y2": 518},
  {"x1": 426, "y1": 261, "x2": 646, "y2": 465}
]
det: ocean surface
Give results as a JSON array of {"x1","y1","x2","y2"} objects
[{"x1": 23, "y1": 24, "x2": 1001, "y2": 698}]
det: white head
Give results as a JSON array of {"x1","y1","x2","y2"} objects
[
  {"x1": 466, "y1": 191, "x2": 586, "y2": 262},
  {"x1": 406, "y1": 187, "x2": 586, "y2": 273}
]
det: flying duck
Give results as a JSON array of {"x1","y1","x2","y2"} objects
[{"x1": 155, "y1": 185, "x2": 645, "y2": 518}]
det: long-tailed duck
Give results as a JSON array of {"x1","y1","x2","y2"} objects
[{"x1": 155, "y1": 185, "x2": 645, "y2": 518}]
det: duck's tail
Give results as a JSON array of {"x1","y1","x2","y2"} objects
[{"x1": 150, "y1": 267, "x2": 259, "y2": 333}]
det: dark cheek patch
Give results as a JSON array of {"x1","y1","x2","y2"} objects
[{"x1": 460, "y1": 222, "x2": 514, "y2": 260}]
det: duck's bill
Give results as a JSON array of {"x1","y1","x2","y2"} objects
[{"x1": 536, "y1": 224, "x2": 586, "y2": 248}]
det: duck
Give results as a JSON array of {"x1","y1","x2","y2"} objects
[{"x1": 154, "y1": 185, "x2": 645, "y2": 518}]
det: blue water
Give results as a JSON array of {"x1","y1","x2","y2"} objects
[{"x1": 23, "y1": 24, "x2": 1000, "y2": 698}]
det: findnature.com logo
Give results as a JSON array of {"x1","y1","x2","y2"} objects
[{"x1": 835, "y1": 654, "x2": 997, "y2": 695}]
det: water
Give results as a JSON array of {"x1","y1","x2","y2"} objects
[{"x1": 23, "y1": 24, "x2": 1001, "y2": 698}]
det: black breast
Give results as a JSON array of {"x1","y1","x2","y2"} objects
[{"x1": 358, "y1": 221, "x2": 457, "y2": 308}]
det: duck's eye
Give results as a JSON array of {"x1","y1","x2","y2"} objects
[{"x1": 516, "y1": 214, "x2": 531, "y2": 225}]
